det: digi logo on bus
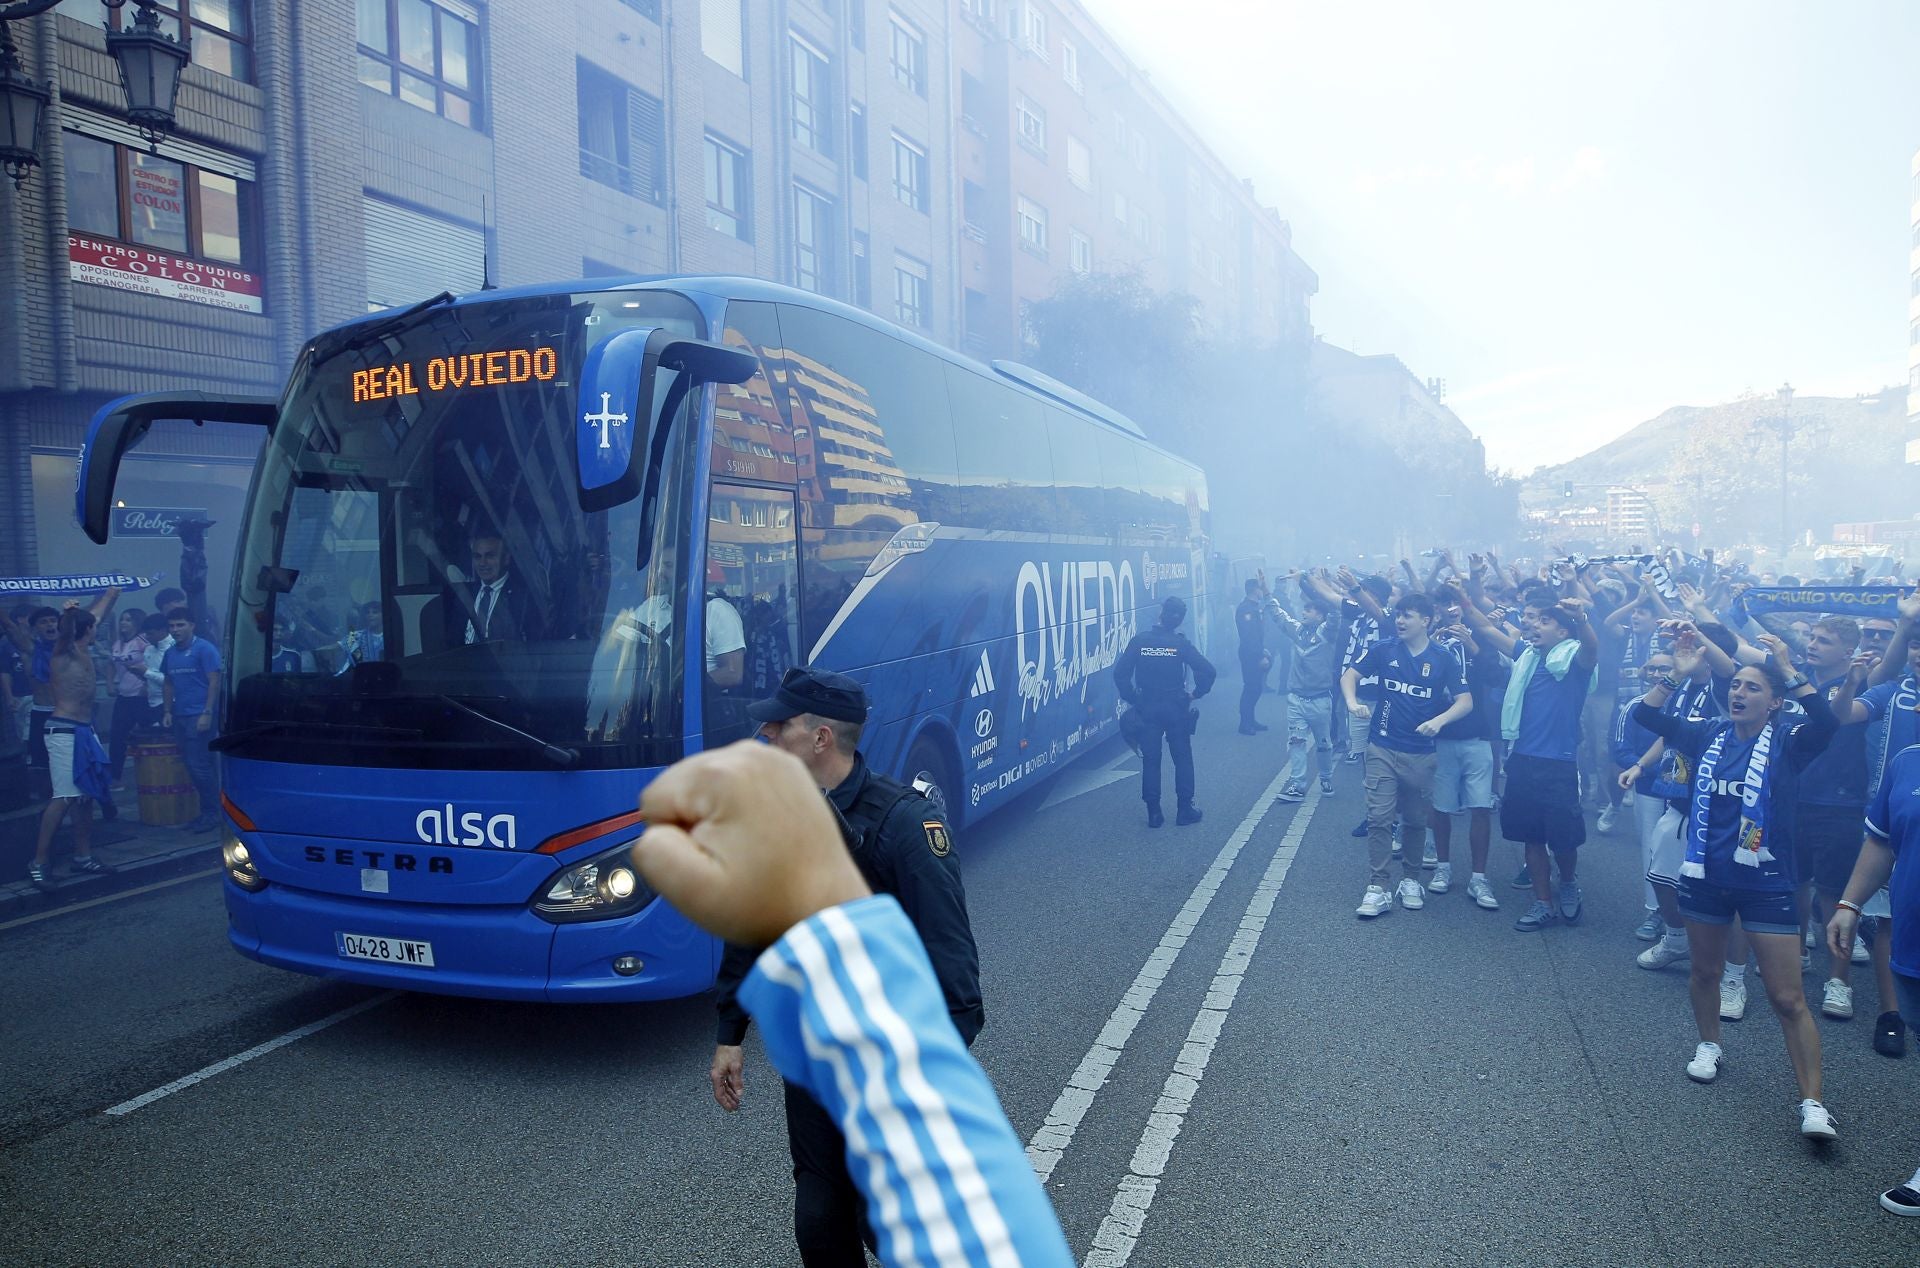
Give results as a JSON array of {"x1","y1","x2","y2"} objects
[{"x1": 351, "y1": 346, "x2": 559, "y2": 403}]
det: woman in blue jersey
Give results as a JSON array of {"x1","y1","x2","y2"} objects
[{"x1": 1630, "y1": 629, "x2": 1852, "y2": 1140}]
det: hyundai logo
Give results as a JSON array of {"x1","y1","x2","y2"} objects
[{"x1": 974, "y1": 708, "x2": 995, "y2": 738}]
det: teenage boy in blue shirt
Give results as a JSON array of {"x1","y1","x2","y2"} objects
[
  {"x1": 161, "y1": 607, "x2": 223, "y2": 833},
  {"x1": 1342, "y1": 593, "x2": 1472, "y2": 919}
]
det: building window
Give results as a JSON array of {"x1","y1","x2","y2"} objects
[
  {"x1": 1069, "y1": 229, "x2": 1091, "y2": 275},
  {"x1": 701, "y1": 0, "x2": 744, "y2": 76},
  {"x1": 853, "y1": 230, "x2": 871, "y2": 307},
  {"x1": 889, "y1": 12, "x2": 926, "y2": 96},
  {"x1": 1061, "y1": 39, "x2": 1081, "y2": 93},
  {"x1": 894, "y1": 254, "x2": 929, "y2": 329},
  {"x1": 1015, "y1": 94, "x2": 1045, "y2": 154},
  {"x1": 960, "y1": 72, "x2": 986, "y2": 132},
  {"x1": 961, "y1": 0, "x2": 994, "y2": 22},
  {"x1": 891, "y1": 133, "x2": 927, "y2": 213},
  {"x1": 356, "y1": 0, "x2": 481, "y2": 127},
  {"x1": 616, "y1": 0, "x2": 661, "y2": 19},
  {"x1": 849, "y1": 0, "x2": 865, "y2": 48},
  {"x1": 1112, "y1": 190, "x2": 1128, "y2": 224},
  {"x1": 850, "y1": 104, "x2": 868, "y2": 181},
  {"x1": 576, "y1": 62, "x2": 665, "y2": 204},
  {"x1": 1066, "y1": 135, "x2": 1091, "y2": 191},
  {"x1": 705, "y1": 133, "x2": 750, "y2": 240},
  {"x1": 791, "y1": 35, "x2": 830, "y2": 155},
  {"x1": 794, "y1": 184, "x2": 834, "y2": 295},
  {"x1": 63, "y1": 129, "x2": 259, "y2": 268},
  {"x1": 1017, "y1": 196, "x2": 1047, "y2": 256},
  {"x1": 1132, "y1": 207, "x2": 1152, "y2": 248},
  {"x1": 68, "y1": 0, "x2": 254, "y2": 81},
  {"x1": 1021, "y1": 2, "x2": 1046, "y2": 58},
  {"x1": 364, "y1": 195, "x2": 483, "y2": 310},
  {"x1": 963, "y1": 179, "x2": 988, "y2": 234}
]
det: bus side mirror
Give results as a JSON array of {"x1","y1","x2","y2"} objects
[
  {"x1": 576, "y1": 329, "x2": 757, "y2": 512},
  {"x1": 76, "y1": 392, "x2": 277, "y2": 544}
]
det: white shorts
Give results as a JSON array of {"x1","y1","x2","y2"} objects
[
  {"x1": 43, "y1": 730, "x2": 80, "y2": 799},
  {"x1": 1645, "y1": 804, "x2": 1686, "y2": 887}
]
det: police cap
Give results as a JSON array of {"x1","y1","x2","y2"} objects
[{"x1": 746, "y1": 666, "x2": 870, "y2": 725}]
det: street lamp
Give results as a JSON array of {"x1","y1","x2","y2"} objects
[{"x1": 0, "y1": 0, "x2": 189, "y2": 189}]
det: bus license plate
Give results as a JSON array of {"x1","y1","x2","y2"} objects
[{"x1": 335, "y1": 931, "x2": 435, "y2": 968}]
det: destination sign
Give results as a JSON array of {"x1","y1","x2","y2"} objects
[{"x1": 352, "y1": 346, "x2": 560, "y2": 403}]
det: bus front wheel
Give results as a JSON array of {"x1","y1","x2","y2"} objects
[{"x1": 905, "y1": 735, "x2": 960, "y2": 829}]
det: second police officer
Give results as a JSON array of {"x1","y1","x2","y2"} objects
[
  {"x1": 1115, "y1": 595, "x2": 1218, "y2": 828},
  {"x1": 706, "y1": 666, "x2": 983, "y2": 1268}
]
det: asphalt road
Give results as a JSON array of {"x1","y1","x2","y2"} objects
[{"x1": 4, "y1": 713, "x2": 1916, "y2": 1266}]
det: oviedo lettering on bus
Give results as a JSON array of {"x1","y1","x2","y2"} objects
[
  {"x1": 351, "y1": 347, "x2": 559, "y2": 403},
  {"x1": 1013, "y1": 557, "x2": 1139, "y2": 720}
]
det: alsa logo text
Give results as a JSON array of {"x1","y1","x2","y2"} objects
[{"x1": 415, "y1": 805, "x2": 519, "y2": 849}]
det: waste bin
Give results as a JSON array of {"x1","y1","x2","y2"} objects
[{"x1": 132, "y1": 738, "x2": 198, "y2": 826}]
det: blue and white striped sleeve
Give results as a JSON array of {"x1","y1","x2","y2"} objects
[{"x1": 740, "y1": 895, "x2": 1072, "y2": 1268}]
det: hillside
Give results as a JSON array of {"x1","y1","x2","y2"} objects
[{"x1": 1520, "y1": 386, "x2": 1917, "y2": 546}]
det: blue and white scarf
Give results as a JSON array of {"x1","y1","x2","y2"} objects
[{"x1": 1684, "y1": 723, "x2": 1776, "y2": 878}]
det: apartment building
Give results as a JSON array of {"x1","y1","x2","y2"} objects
[
  {"x1": 1, "y1": 0, "x2": 1317, "y2": 590},
  {"x1": 1909, "y1": 143, "x2": 1920, "y2": 464}
]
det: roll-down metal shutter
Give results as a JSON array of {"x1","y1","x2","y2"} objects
[{"x1": 363, "y1": 196, "x2": 486, "y2": 311}]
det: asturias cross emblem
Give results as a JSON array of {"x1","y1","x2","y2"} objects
[{"x1": 585, "y1": 393, "x2": 629, "y2": 450}]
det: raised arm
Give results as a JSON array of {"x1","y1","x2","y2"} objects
[{"x1": 1870, "y1": 585, "x2": 1920, "y2": 688}]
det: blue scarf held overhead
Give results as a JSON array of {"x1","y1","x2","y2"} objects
[
  {"x1": 1685, "y1": 723, "x2": 1776, "y2": 879},
  {"x1": 30, "y1": 636, "x2": 53, "y2": 685},
  {"x1": 1500, "y1": 638, "x2": 1589, "y2": 741}
]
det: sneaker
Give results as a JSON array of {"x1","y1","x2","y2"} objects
[
  {"x1": 1821, "y1": 979, "x2": 1854, "y2": 1020},
  {"x1": 1146, "y1": 805, "x2": 1164, "y2": 829},
  {"x1": 1596, "y1": 805, "x2": 1617, "y2": 835},
  {"x1": 1276, "y1": 784, "x2": 1306, "y2": 804},
  {"x1": 1633, "y1": 911, "x2": 1666, "y2": 942},
  {"x1": 1851, "y1": 935, "x2": 1870, "y2": 965},
  {"x1": 70, "y1": 855, "x2": 113, "y2": 876},
  {"x1": 1881, "y1": 1184, "x2": 1920, "y2": 1216},
  {"x1": 1467, "y1": 876, "x2": 1499, "y2": 910},
  {"x1": 1557, "y1": 879, "x2": 1583, "y2": 924},
  {"x1": 1638, "y1": 938, "x2": 1690, "y2": 970},
  {"x1": 1175, "y1": 804, "x2": 1202, "y2": 826},
  {"x1": 1510, "y1": 864, "x2": 1532, "y2": 890},
  {"x1": 1874, "y1": 1011, "x2": 1909, "y2": 1058},
  {"x1": 1428, "y1": 863, "x2": 1452, "y2": 894},
  {"x1": 1421, "y1": 841, "x2": 1439, "y2": 869},
  {"x1": 1356, "y1": 886, "x2": 1393, "y2": 919},
  {"x1": 1686, "y1": 1041, "x2": 1724, "y2": 1083},
  {"x1": 1798, "y1": 1099, "x2": 1838, "y2": 1141},
  {"x1": 27, "y1": 862, "x2": 54, "y2": 892},
  {"x1": 1253, "y1": 722, "x2": 1270, "y2": 733},
  {"x1": 1396, "y1": 878, "x2": 1426, "y2": 910},
  {"x1": 1319, "y1": 775, "x2": 1334, "y2": 795},
  {"x1": 1720, "y1": 978, "x2": 1748, "y2": 1022},
  {"x1": 1351, "y1": 819, "x2": 1369, "y2": 839},
  {"x1": 1345, "y1": 750, "x2": 1363, "y2": 764},
  {"x1": 1513, "y1": 900, "x2": 1557, "y2": 932}
]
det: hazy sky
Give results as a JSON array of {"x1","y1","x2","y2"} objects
[{"x1": 1090, "y1": 0, "x2": 1919, "y2": 473}]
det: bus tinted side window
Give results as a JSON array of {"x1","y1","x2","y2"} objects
[
  {"x1": 1045, "y1": 407, "x2": 1110, "y2": 540},
  {"x1": 1097, "y1": 428, "x2": 1145, "y2": 545},
  {"x1": 774, "y1": 304, "x2": 961, "y2": 652},
  {"x1": 947, "y1": 365, "x2": 1048, "y2": 532},
  {"x1": 1136, "y1": 449, "x2": 1188, "y2": 543},
  {"x1": 711, "y1": 300, "x2": 797, "y2": 485}
]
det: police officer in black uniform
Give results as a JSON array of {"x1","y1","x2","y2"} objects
[
  {"x1": 1115, "y1": 595, "x2": 1218, "y2": 827},
  {"x1": 1235, "y1": 577, "x2": 1274, "y2": 735},
  {"x1": 708, "y1": 666, "x2": 983, "y2": 1268}
]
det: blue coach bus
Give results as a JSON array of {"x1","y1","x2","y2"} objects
[{"x1": 76, "y1": 277, "x2": 1210, "y2": 1002}]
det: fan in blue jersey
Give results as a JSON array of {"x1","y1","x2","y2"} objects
[{"x1": 1630, "y1": 629, "x2": 1850, "y2": 1141}]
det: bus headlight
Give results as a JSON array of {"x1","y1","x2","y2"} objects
[
  {"x1": 222, "y1": 834, "x2": 267, "y2": 892},
  {"x1": 532, "y1": 841, "x2": 655, "y2": 923}
]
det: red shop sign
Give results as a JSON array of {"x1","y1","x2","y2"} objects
[{"x1": 67, "y1": 235, "x2": 264, "y2": 314}]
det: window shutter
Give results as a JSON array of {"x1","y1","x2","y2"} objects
[
  {"x1": 628, "y1": 89, "x2": 666, "y2": 205},
  {"x1": 363, "y1": 196, "x2": 485, "y2": 311},
  {"x1": 700, "y1": 0, "x2": 744, "y2": 74}
]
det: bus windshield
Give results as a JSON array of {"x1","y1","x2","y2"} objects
[{"x1": 225, "y1": 288, "x2": 704, "y2": 770}]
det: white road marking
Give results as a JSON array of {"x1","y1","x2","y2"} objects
[
  {"x1": 1025, "y1": 766, "x2": 1298, "y2": 1184},
  {"x1": 0, "y1": 867, "x2": 222, "y2": 933},
  {"x1": 1082, "y1": 789, "x2": 1320, "y2": 1267},
  {"x1": 104, "y1": 992, "x2": 399, "y2": 1117}
]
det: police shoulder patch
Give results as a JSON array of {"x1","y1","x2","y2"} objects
[{"x1": 924, "y1": 820, "x2": 951, "y2": 857}]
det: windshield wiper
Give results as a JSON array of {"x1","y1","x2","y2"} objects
[
  {"x1": 308, "y1": 291, "x2": 456, "y2": 372},
  {"x1": 211, "y1": 719, "x2": 426, "y2": 753},
  {"x1": 438, "y1": 696, "x2": 579, "y2": 768}
]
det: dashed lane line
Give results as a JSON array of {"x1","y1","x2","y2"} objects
[
  {"x1": 0, "y1": 867, "x2": 222, "y2": 933},
  {"x1": 104, "y1": 992, "x2": 399, "y2": 1117},
  {"x1": 1024, "y1": 765, "x2": 1298, "y2": 1185},
  {"x1": 1081, "y1": 787, "x2": 1320, "y2": 1268}
]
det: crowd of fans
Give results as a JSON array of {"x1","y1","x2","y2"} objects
[{"x1": 1244, "y1": 545, "x2": 1920, "y2": 1217}]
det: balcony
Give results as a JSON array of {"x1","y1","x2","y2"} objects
[{"x1": 962, "y1": 221, "x2": 988, "y2": 245}]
